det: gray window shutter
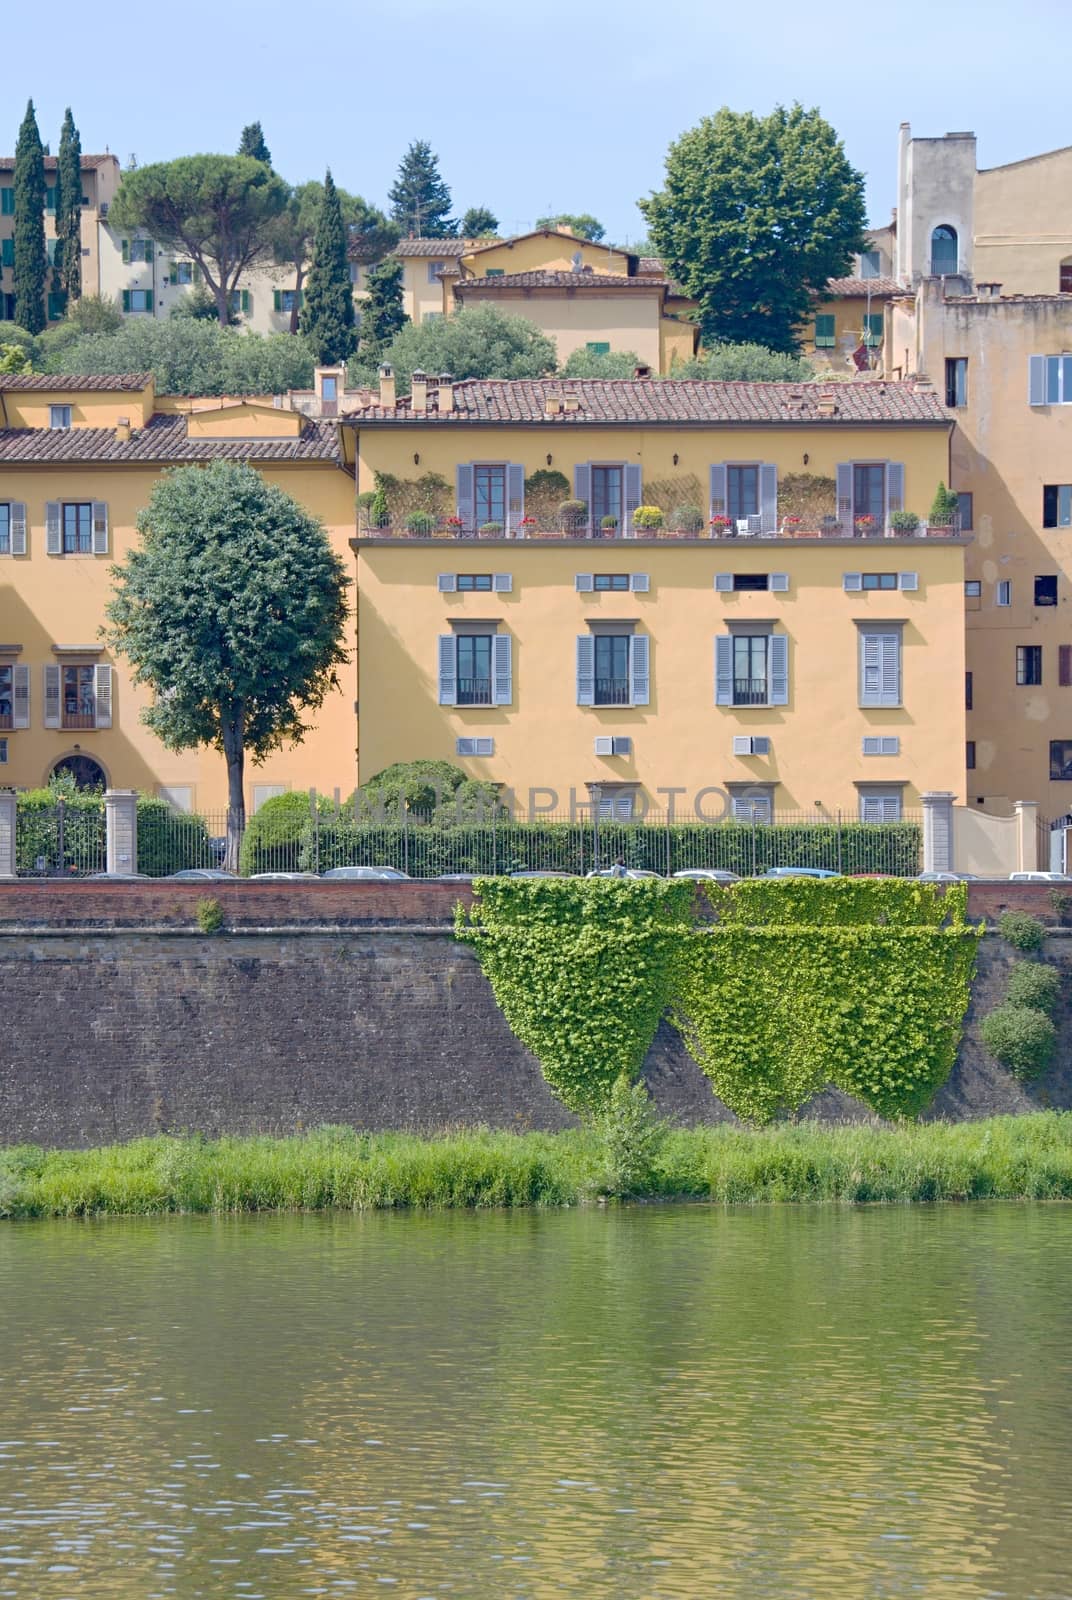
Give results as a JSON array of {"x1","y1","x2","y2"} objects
[
  {"x1": 437, "y1": 573, "x2": 456, "y2": 592},
  {"x1": 836, "y1": 463, "x2": 853, "y2": 521},
  {"x1": 898, "y1": 571, "x2": 919, "y2": 592},
  {"x1": 715, "y1": 635, "x2": 733, "y2": 704},
  {"x1": 630, "y1": 573, "x2": 650, "y2": 593},
  {"x1": 94, "y1": 664, "x2": 112, "y2": 728},
  {"x1": 768, "y1": 634, "x2": 789, "y2": 705},
  {"x1": 575, "y1": 573, "x2": 594, "y2": 592},
  {"x1": 576, "y1": 634, "x2": 595, "y2": 705},
  {"x1": 862, "y1": 736, "x2": 882, "y2": 756},
  {"x1": 44, "y1": 664, "x2": 61, "y2": 728},
  {"x1": 630, "y1": 633, "x2": 650, "y2": 706},
  {"x1": 843, "y1": 572, "x2": 863, "y2": 591},
  {"x1": 10, "y1": 503, "x2": 26, "y2": 555},
  {"x1": 438, "y1": 635, "x2": 457, "y2": 705},
  {"x1": 492, "y1": 633, "x2": 512, "y2": 705},
  {"x1": 861, "y1": 794, "x2": 883, "y2": 823},
  {"x1": 11, "y1": 663, "x2": 29, "y2": 728},
  {"x1": 714, "y1": 572, "x2": 733, "y2": 593},
  {"x1": 1029, "y1": 354, "x2": 1046, "y2": 406},
  {"x1": 759, "y1": 462, "x2": 778, "y2": 531},
  {"x1": 880, "y1": 633, "x2": 901, "y2": 706},
  {"x1": 492, "y1": 572, "x2": 513, "y2": 593},
  {"x1": 709, "y1": 463, "x2": 727, "y2": 516},
  {"x1": 882, "y1": 736, "x2": 900, "y2": 756},
  {"x1": 506, "y1": 462, "x2": 524, "y2": 533},
  {"x1": 46, "y1": 501, "x2": 62, "y2": 555},
  {"x1": 860, "y1": 631, "x2": 902, "y2": 707},
  {"x1": 770, "y1": 572, "x2": 789, "y2": 593},
  {"x1": 886, "y1": 462, "x2": 904, "y2": 518},
  {"x1": 573, "y1": 462, "x2": 592, "y2": 512},
  {"x1": 456, "y1": 464, "x2": 475, "y2": 529},
  {"x1": 623, "y1": 464, "x2": 642, "y2": 535},
  {"x1": 92, "y1": 502, "x2": 109, "y2": 555}
]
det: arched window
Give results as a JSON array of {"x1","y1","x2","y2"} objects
[
  {"x1": 1060, "y1": 258, "x2": 1072, "y2": 294},
  {"x1": 930, "y1": 225, "x2": 959, "y2": 275},
  {"x1": 50, "y1": 754, "x2": 107, "y2": 790}
]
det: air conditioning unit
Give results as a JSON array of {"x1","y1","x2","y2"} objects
[
  {"x1": 733, "y1": 735, "x2": 770, "y2": 756},
  {"x1": 99, "y1": 202, "x2": 109, "y2": 218},
  {"x1": 594, "y1": 736, "x2": 632, "y2": 757}
]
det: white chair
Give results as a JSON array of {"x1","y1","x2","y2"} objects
[{"x1": 736, "y1": 518, "x2": 755, "y2": 538}]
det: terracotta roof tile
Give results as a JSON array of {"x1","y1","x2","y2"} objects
[
  {"x1": 455, "y1": 271, "x2": 665, "y2": 293},
  {"x1": 824, "y1": 276, "x2": 902, "y2": 297},
  {"x1": 0, "y1": 413, "x2": 340, "y2": 463},
  {"x1": 353, "y1": 377, "x2": 950, "y2": 427},
  {"x1": 0, "y1": 372, "x2": 152, "y2": 393},
  {"x1": 389, "y1": 239, "x2": 475, "y2": 257},
  {"x1": 638, "y1": 256, "x2": 664, "y2": 275},
  {"x1": 0, "y1": 153, "x2": 116, "y2": 173}
]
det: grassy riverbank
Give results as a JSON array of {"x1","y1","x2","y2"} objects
[{"x1": 2, "y1": 1114, "x2": 1072, "y2": 1217}]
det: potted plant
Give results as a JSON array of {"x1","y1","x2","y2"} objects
[
  {"x1": 600, "y1": 514, "x2": 619, "y2": 537},
  {"x1": 709, "y1": 514, "x2": 733, "y2": 537},
  {"x1": 781, "y1": 515, "x2": 803, "y2": 536},
  {"x1": 446, "y1": 514, "x2": 464, "y2": 531},
  {"x1": 558, "y1": 498, "x2": 588, "y2": 533},
  {"x1": 890, "y1": 510, "x2": 920, "y2": 537},
  {"x1": 854, "y1": 513, "x2": 876, "y2": 538},
  {"x1": 928, "y1": 481, "x2": 959, "y2": 534},
  {"x1": 518, "y1": 515, "x2": 537, "y2": 538},
  {"x1": 478, "y1": 520, "x2": 504, "y2": 538},
  {"x1": 820, "y1": 513, "x2": 841, "y2": 538},
  {"x1": 632, "y1": 506, "x2": 665, "y2": 532},
  {"x1": 670, "y1": 504, "x2": 704, "y2": 535},
  {"x1": 404, "y1": 510, "x2": 437, "y2": 538}
]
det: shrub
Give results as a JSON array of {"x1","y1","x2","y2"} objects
[
  {"x1": 669, "y1": 503, "x2": 704, "y2": 534},
  {"x1": 980, "y1": 1004, "x2": 1057, "y2": 1080},
  {"x1": 478, "y1": 521, "x2": 503, "y2": 536},
  {"x1": 404, "y1": 510, "x2": 437, "y2": 535},
  {"x1": 195, "y1": 897, "x2": 224, "y2": 934},
  {"x1": 557, "y1": 499, "x2": 587, "y2": 530},
  {"x1": 929, "y1": 481, "x2": 959, "y2": 523},
  {"x1": 632, "y1": 506, "x2": 664, "y2": 530},
  {"x1": 600, "y1": 515, "x2": 618, "y2": 530},
  {"x1": 238, "y1": 791, "x2": 318, "y2": 875},
  {"x1": 890, "y1": 511, "x2": 920, "y2": 534},
  {"x1": 1049, "y1": 890, "x2": 1072, "y2": 926},
  {"x1": 1005, "y1": 961, "x2": 1061, "y2": 1016},
  {"x1": 590, "y1": 1072, "x2": 667, "y2": 1197},
  {"x1": 999, "y1": 911, "x2": 1045, "y2": 952}
]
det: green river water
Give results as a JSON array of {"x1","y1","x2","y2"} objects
[{"x1": 1, "y1": 1204, "x2": 1070, "y2": 1599}]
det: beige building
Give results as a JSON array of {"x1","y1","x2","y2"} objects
[{"x1": 0, "y1": 153, "x2": 121, "y2": 328}]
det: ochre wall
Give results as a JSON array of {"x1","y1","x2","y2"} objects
[
  {"x1": 454, "y1": 291, "x2": 665, "y2": 368},
  {"x1": 463, "y1": 236, "x2": 633, "y2": 278},
  {"x1": 974, "y1": 148, "x2": 1072, "y2": 295}
]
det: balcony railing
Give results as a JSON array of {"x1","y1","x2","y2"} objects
[
  {"x1": 594, "y1": 679, "x2": 631, "y2": 706},
  {"x1": 457, "y1": 678, "x2": 493, "y2": 706},
  {"x1": 358, "y1": 514, "x2": 962, "y2": 543},
  {"x1": 0, "y1": 712, "x2": 12, "y2": 731},
  {"x1": 732, "y1": 679, "x2": 769, "y2": 707},
  {"x1": 62, "y1": 708, "x2": 97, "y2": 730}
]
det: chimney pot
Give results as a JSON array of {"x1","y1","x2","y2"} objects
[
  {"x1": 411, "y1": 371, "x2": 428, "y2": 414},
  {"x1": 378, "y1": 364, "x2": 396, "y2": 408},
  {"x1": 633, "y1": 364, "x2": 652, "y2": 380},
  {"x1": 437, "y1": 373, "x2": 454, "y2": 414}
]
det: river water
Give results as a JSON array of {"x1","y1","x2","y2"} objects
[{"x1": 1, "y1": 1205, "x2": 1070, "y2": 1599}]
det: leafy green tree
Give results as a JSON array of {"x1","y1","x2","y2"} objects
[
  {"x1": 388, "y1": 140, "x2": 455, "y2": 237},
  {"x1": 640, "y1": 104, "x2": 866, "y2": 353},
  {"x1": 460, "y1": 206, "x2": 498, "y2": 238},
  {"x1": 13, "y1": 101, "x2": 47, "y2": 334},
  {"x1": 238, "y1": 122, "x2": 271, "y2": 165},
  {"x1": 46, "y1": 317, "x2": 316, "y2": 394},
  {"x1": 355, "y1": 257, "x2": 407, "y2": 366},
  {"x1": 105, "y1": 461, "x2": 349, "y2": 870},
  {"x1": 300, "y1": 170, "x2": 356, "y2": 365},
  {"x1": 0, "y1": 344, "x2": 31, "y2": 375},
  {"x1": 109, "y1": 156, "x2": 289, "y2": 326},
  {"x1": 354, "y1": 303, "x2": 556, "y2": 393},
  {"x1": 270, "y1": 181, "x2": 396, "y2": 336},
  {"x1": 55, "y1": 108, "x2": 83, "y2": 302},
  {"x1": 169, "y1": 285, "x2": 220, "y2": 321},
  {"x1": 560, "y1": 346, "x2": 642, "y2": 378},
  {"x1": 665, "y1": 342, "x2": 812, "y2": 381},
  {"x1": 535, "y1": 212, "x2": 605, "y2": 243}
]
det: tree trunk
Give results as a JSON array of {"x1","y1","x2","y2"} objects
[
  {"x1": 221, "y1": 706, "x2": 245, "y2": 873},
  {"x1": 289, "y1": 265, "x2": 304, "y2": 336}
]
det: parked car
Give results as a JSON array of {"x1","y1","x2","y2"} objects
[
  {"x1": 321, "y1": 865, "x2": 410, "y2": 881},
  {"x1": 248, "y1": 871, "x2": 320, "y2": 881},
  {"x1": 509, "y1": 870, "x2": 575, "y2": 878},
  {"x1": 436, "y1": 873, "x2": 478, "y2": 882},
  {"x1": 586, "y1": 867, "x2": 662, "y2": 879},
  {"x1": 759, "y1": 866, "x2": 841, "y2": 879},
  {"x1": 1008, "y1": 870, "x2": 1072, "y2": 883},
  {"x1": 167, "y1": 868, "x2": 237, "y2": 881},
  {"x1": 85, "y1": 872, "x2": 149, "y2": 880},
  {"x1": 672, "y1": 868, "x2": 741, "y2": 883},
  {"x1": 916, "y1": 871, "x2": 978, "y2": 882}
]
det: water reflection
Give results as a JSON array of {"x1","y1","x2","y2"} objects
[{"x1": 0, "y1": 1206, "x2": 1070, "y2": 1598}]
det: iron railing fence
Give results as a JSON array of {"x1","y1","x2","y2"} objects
[
  {"x1": 357, "y1": 516, "x2": 961, "y2": 544},
  {"x1": 15, "y1": 800, "x2": 106, "y2": 877}
]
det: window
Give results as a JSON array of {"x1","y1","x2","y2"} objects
[
  {"x1": 456, "y1": 634, "x2": 493, "y2": 705},
  {"x1": 594, "y1": 634, "x2": 631, "y2": 705},
  {"x1": 957, "y1": 491, "x2": 973, "y2": 531},
  {"x1": 1062, "y1": 645, "x2": 1072, "y2": 687},
  {"x1": 732, "y1": 635, "x2": 769, "y2": 706},
  {"x1": 129, "y1": 237, "x2": 152, "y2": 263},
  {"x1": 591, "y1": 466, "x2": 622, "y2": 526},
  {"x1": 586, "y1": 341, "x2": 610, "y2": 355},
  {"x1": 859, "y1": 250, "x2": 881, "y2": 279},
  {"x1": 733, "y1": 574, "x2": 770, "y2": 592},
  {"x1": 1043, "y1": 485, "x2": 1072, "y2": 528},
  {"x1": 45, "y1": 186, "x2": 57, "y2": 212},
  {"x1": 485, "y1": 268, "x2": 505, "y2": 278},
  {"x1": 1062, "y1": 263, "x2": 1072, "y2": 294},
  {"x1": 63, "y1": 503, "x2": 92, "y2": 554},
  {"x1": 457, "y1": 574, "x2": 493, "y2": 592},
  {"x1": 252, "y1": 784, "x2": 285, "y2": 812},
  {"x1": 349, "y1": 263, "x2": 361, "y2": 286},
  {"x1": 863, "y1": 313, "x2": 884, "y2": 348},
  {"x1": 1051, "y1": 741, "x2": 1072, "y2": 780},
  {"x1": 853, "y1": 463, "x2": 886, "y2": 524},
  {"x1": 595, "y1": 790, "x2": 638, "y2": 821},
  {"x1": 0, "y1": 738, "x2": 6, "y2": 764},
  {"x1": 729, "y1": 788, "x2": 773, "y2": 822},
  {"x1": 859, "y1": 790, "x2": 903, "y2": 822},
  {"x1": 814, "y1": 314, "x2": 836, "y2": 348},
  {"x1": 716, "y1": 633, "x2": 787, "y2": 708},
  {"x1": 858, "y1": 629, "x2": 903, "y2": 707},
  {"x1": 966, "y1": 671, "x2": 973, "y2": 710},
  {"x1": 0, "y1": 294, "x2": 14, "y2": 321},
  {"x1": 49, "y1": 405, "x2": 71, "y2": 431},
  {"x1": 61, "y1": 664, "x2": 96, "y2": 729},
  {"x1": 122, "y1": 288, "x2": 153, "y2": 313},
  {"x1": 229, "y1": 289, "x2": 251, "y2": 316},
  {"x1": 967, "y1": 740, "x2": 976, "y2": 770},
  {"x1": 727, "y1": 465, "x2": 759, "y2": 522},
  {"x1": 47, "y1": 292, "x2": 66, "y2": 321},
  {"x1": 965, "y1": 580, "x2": 982, "y2": 598},
  {"x1": 1017, "y1": 645, "x2": 1043, "y2": 686},
  {"x1": 862, "y1": 573, "x2": 898, "y2": 591},
  {"x1": 945, "y1": 357, "x2": 968, "y2": 407},
  {"x1": 0, "y1": 187, "x2": 12, "y2": 215},
  {"x1": 322, "y1": 376, "x2": 337, "y2": 402},
  {"x1": 1035, "y1": 575, "x2": 1058, "y2": 607},
  {"x1": 1030, "y1": 354, "x2": 1072, "y2": 405},
  {"x1": 173, "y1": 261, "x2": 194, "y2": 285},
  {"x1": 427, "y1": 261, "x2": 446, "y2": 284},
  {"x1": 474, "y1": 465, "x2": 506, "y2": 527},
  {"x1": 0, "y1": 664, "x2": 11, "y2": 728},
  {"x1": 863, "y1": 736, "x2": 900, "y2": 756},
  {"x1": 456, "y1": 737, "x2": 494, "y2": 757},
  {"x1": 1, "y1": 239, "x2": 13, "y2": 269},
  {"x1": 0, "y1": 504, "x2": 8, "y2": 555},
  {"x1": 594, "y1": 574, "x2": 630, "y2": 591},
  {"x1": 274, "y1": 287, "x2": 301, "y2": 313},
  {"x1": 930, "y1": 225, "x2": 958, "y2": 275},
  {"x1": 997, "y1": 580, "x2": 1012, "y2": 607}
]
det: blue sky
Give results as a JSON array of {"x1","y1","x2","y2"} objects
[{"x1": 12, "y1": 0, "x2": 1072, "y2": 244}]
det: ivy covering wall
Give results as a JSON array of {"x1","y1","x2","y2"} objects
[{"x1": 458, "y1": 879, "x2": 981, "y2": 1123}]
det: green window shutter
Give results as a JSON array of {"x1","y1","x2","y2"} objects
[
  {"x1": 0, "y1": 187, "x2": 13, "y2": 215},
  {"x1": 297, "y1": 289, "x2": 304, "y2": 308},
  {"x1": 485, "y1": 267, "x2": 504, "y2": 277},
  {"x1": 1, "y1": 239, "x2": 13, "y2": 268},
  {"x1": 45, "y1": 186, "x2": 56, "y2": 211},
  {"x1": 122, "y1": 289, "x2": 131, "y2": 312},
  {"x1": 586, "y1": 341, "x2": 610, "y2": 354},
  {"x1": 242, "y1": 290, "x2": 251, "y2": 313},
  {"x1": 121, "y1": 238, "x2": 130, "y2": 264},
  {"x1": 865, "y1": 313, "x2": 884, "y2": 346},
  {"x1": 273, "y1": 289, "x2": 281, "y2": 312},
  {"x1": 814, "y1": 314, "x2": 836, "y2": 348},
  {"x1": 193, "y1": 264, "x2": 201, "y2": 285},
  {"x1": 47, "y1": 292, "x2": 65, "y2": 321},
  {"x1": 145, "y1": 290, "x2": 153, "y2": 313}
]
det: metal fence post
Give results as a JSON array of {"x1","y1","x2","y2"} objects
[
  {"x1": 402, "y1": 805, "x2": 410, "y2": 876},
  {"x1": 310, "y1": 787, "x2": 319, "y2": 873},
  {"x1": 56, "y1": 797, "x2": 65, "y2": 876},
  {"x1": 750, "y1": 816, "x2": 757, "y2": 876},
  {"x1": 665, "y1": 817, "x2": 672, "y2": 877},
  {"x1": 836, "y1": 810, "x2": 843, "y2": 875}
]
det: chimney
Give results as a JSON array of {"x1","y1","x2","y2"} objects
[
  {"x1": 545, "y1": 395, "x2": 562, "y2": 416},
  {"x1": 115, "y1": 416, "x2": 131, "y2": 442},
  {"x1": 410, "y1": 370, "x2": 428, "y2": 414},
  {"x1": 437, "y1": 373, "x2": 454, "y2": 414},
  {"x1": 378, "y1": 363, "x2": 396, "y2": 408},
  {"x1": 633, "y1": 363, "x2": 652, "y2": 380},
  {"x1": 563, "y1": 395, "x2": 580, "y2": 414},
  {"x1": 817, "y1": 389, "x2": 837, "y2": 417},
  {"x1": 977, "y1": 282, "x2": 1002, "y2": 299}
]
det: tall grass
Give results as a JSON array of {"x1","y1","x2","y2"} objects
[{"x1": 2, "y1": 1116, "x2": 1072, "y2": 1219}]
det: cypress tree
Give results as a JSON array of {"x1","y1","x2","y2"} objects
[
  {"x1": 388, "y1": 141, "x2": 455, "y2": 237},
  {"x1": 238, "y1": 123, "x2": 271, "y2": 165},
  {"x1": 13, "y1": 100, "x2": 47, "y2": 334},
  {"x1": 300, "y1": 170, "x2": 356, "y2": 365},
  {"x1": 56, "y1": 107, "x2": 83, "y2": 303},
  {"x1": 357, "y1": 258, "x2": 407, "y2": 365}
]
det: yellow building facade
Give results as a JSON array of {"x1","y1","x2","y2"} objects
[{"x1": 346, "y1": 374, "x2": 966, "y2": 819}]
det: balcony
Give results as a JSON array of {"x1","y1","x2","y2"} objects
[
  {"x1": 357, "y1": 514, "x2": 962, "y2": 543},
  {"x1": 457, "y1": 678, "x2": 493, "y2": 706},
  {"x1": 594, "y1": 679, "x2": 631, "y2": 707},
  {"x1": 62, "y1": 707, "x2": 97, "y2": 730},
  {"x1": 733, "y1": 679, "x2": 769, "y2": 707}
]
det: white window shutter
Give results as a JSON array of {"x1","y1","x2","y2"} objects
[
  {"x1": 44, "y1": 664, "x2": 61, "y2": 727},
  {"x1": 709, "y1": 463, "x2": 727, "y2": 516},
  {"x1": 733, "y1": 735, "x2": 753, "y2": 755},
  {"x1": 759, "y1": 463, "x2": 778, "y2": 532},
  {"x1": 506, "y1": 462, "x2": 524, "y2": 534},
  {"x1": 843, "y1": 572, "x2": 863, "y2": 591},
  {"x1": 437, "y1": 635, "x2": 457, "y2": 705},
  {"x1": 629, "y1": 633, "x2": 650, "y2": 706},
  {"x1": 770, "y1": 572, "x2": 790, "y2": 592},
  {"x1": 575, "y1": 573, "x2": 594, "y2": 593},
  {"x1": 574, "y1": 462, "x2": 592, "y2": 510},
  {"x1": 456, "y1": 464, "x2": 475, "y2": 528},
  {"x1": 46, "y1": 501, "x2": 62, "y2": 555},
  {"x1": 10, "y1": 503, "x2": 27, "y2": 556},
  {"x1": 861, "y1": 794, "x2": 882, "y2": 823},
  {"x1": 715, "y1": 635, "x2": 734, "y2": 705},
  {"x1": 623, "y1": 464, "x2": 642, "y2": 535},
  {"x1": 576, "y1": 634, "x2": 595, "y2": 705},
  {"x1": 1029, "y1": 354, "x2": 1046, "y2": 406},
  {"x1": 836, "y1": 464, "x2": 852, "y2": 521},
  {"x1": 630, "y1": 573, "x2": 650, "y2": 593},
  {"x1": 492, "y1": 633, "x2": 512, "y2": 705},
  {"x1": 11, "y1": 664, "x2": 29, "y2": 728},
  {"x1": 886, "y1": 463, "x2": 904, "y2": 518},
  {"x1": 768, "y1": 634, "x2": 789, "y2": 706},
  {"x1": 92, "y1": 502, "x2": 109, "y2": 554},
  {"x1": 594, "y1": 735, "x2": 614, "y2": 756},
  {"x1": 492, "y1": 572, "x2": 513, "y2": 593},
  {"x1": 898, "y1": 571, "x2": 919, "y2": 592},
  {"x1": 94, "y1": 664, "x2": 112, "y2": 727},
  {"x1": 437, "y1": 573, "x2": 456, "y2": 592},
  {"x1": 714, "y1": 572, "x2": 733, "y2": 593},
  {"x1": 881, "y1": 736, "x2": 900, "y2": 756}
]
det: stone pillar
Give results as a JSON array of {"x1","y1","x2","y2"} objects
[
  {"x1": 105, "y1": 789, "x2": 139, "y2": 875},
  {"x1": 0, "y1": 788, "x2": 16, "y2": 878},
  {"x1": 920, "y1": 790, "x2": 955, "y2": 873},
  {"x1": 1014, "y1": 799, "x2": 1040, "y2": 872}
]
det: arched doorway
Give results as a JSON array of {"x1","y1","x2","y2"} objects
[
  {"x1": 50, "y1": 754, "x2": 107, "y2": 790},
  {"x1": 930, "y1": 225, "x2": 959, "y2": 275}
]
